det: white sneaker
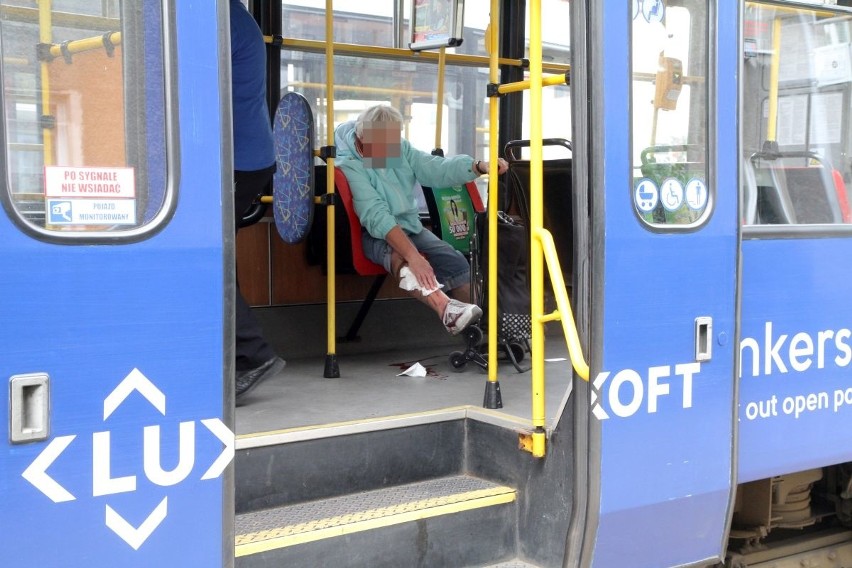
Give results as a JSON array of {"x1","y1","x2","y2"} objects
[{"x1": 442, "y1": 299, "x2": 483, "y2": 335}]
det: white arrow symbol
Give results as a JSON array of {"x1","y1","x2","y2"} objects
[
  {"x1": 106, "y1": 497, "x2": 168, "y2": 550},
  {"x1": 200, "y1": 418, "x2": 235, "y2": 480},
  {"x1": 21, "y1": 435, "x2": 77, "y2": 503},
  {"x1": 591, "y1": 371, "x2": 610, "y2": 420},
  {"x1": 104, "y1": 368, "x2": 166, "y2": 420}
]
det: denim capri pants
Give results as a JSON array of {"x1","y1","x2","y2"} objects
[{"x1": 361, "y1": 228, "x2": 471, "y2": 291}]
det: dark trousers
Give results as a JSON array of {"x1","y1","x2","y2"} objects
[{"x1": 234, "y1": 167, "x2": 276, "y2": 372}]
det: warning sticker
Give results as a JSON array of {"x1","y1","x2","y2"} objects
[{"x1": 44, "y1": 166, "x2": 136, "y2": 198}]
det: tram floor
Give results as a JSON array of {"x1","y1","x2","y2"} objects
[{"x1": 235, "y1": 301, "x2": 574, "y2": 436}]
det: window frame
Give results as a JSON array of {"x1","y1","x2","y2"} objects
[
  {"x1": 629, "y1": 0, "x2": 716, "y2": 233},
  {"x1": 0, "y1": 0, "x2": 179, "y2": 244}
]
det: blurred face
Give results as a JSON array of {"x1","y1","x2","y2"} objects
[{"x1": 359, "y1": 121, "x2": 402, "y2": 168}]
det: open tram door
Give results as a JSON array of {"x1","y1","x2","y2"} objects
[
  {"x1": 571, "y1": 1, "x2": 740, "y2": 566},
  {"x1": 0, "y1": 3, "x2": 235, "y2": 566}
]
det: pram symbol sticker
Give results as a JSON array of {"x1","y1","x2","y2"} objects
[
  {"x1": 661, "y1": 178, "x2": 684, "y2": 212},
  {"x1": 634, "y1": 179, "x2": 659, "y2": 213}
]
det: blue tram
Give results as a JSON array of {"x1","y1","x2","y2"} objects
[{"x1": 2, "y1": 1, "x2": 852, "y2": 567}]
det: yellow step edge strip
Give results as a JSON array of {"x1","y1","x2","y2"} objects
[{"x1": 235, "y1": 486, "x2": 516, "y2": 557}]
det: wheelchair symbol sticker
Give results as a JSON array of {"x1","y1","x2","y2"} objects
[
  {"x1": 49, "y1": 200, "x2": 73, "y2": 223},
  {"x1": 634, "y1": 179, "x2": 659, "y2": 213},
  {"x1": 685, "y1": 178, "x2": 708, "y2": 211},
  {"x1": 643, "y1": 0, "x2": 665, "y2": 23},
  {"x1": 661, "y1": 178, "x2": 684, "y2": 212}
]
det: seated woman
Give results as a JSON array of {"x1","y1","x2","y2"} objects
[{"x1": 335, "y1": 104, "x2": 507, "y2": 334}]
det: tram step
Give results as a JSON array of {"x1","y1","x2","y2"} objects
[
  {"x1": 484, "y1": 561, "x2": 542, "y2": 568},
  {"x1": 234, "y1": 474, "x2": 517, "y2": 568},
  {"x1": 236, "y1": 418, "x2": 466, "y2": 514}
]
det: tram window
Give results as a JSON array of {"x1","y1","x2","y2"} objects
[
  {"x1": 282, "y1": 51, "x2": 484, "y2": 157},
  {"x1": 0, "y1": 1, "x2": 172, "y2": 239},
  {"x1": 742, "y1": 3, "x2": 852, "y2": 227},
  {"x1": 280, "y1": 0, "x2": 495, "y2": 158},
  {"x1": 284, "y1": 0, "x2": 506, "y2": 57},
  {"x1": 279, "y1": 0, "x2": 497, "y2": 203},
  {"x1": 280, "y1": 0, "x2": 570, "y2": 169},
  {"x1": 631, "y1": 1, "x2": 710, "y2": 228}
]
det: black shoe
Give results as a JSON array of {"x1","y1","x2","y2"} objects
[{"x1": 236, "y1": 357, "x2": 286, "y2": 402}]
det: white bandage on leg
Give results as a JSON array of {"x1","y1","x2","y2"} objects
[{"x1": 398, "y1": 266, "x2": 443, "y2": 297}]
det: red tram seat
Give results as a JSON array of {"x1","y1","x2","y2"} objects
[
  {"x1": 333, "y1": 167, "x2": 386, "y2": 276},
  {"x1": 831, "y1": 169, "x2": 852, "y2": 223}
]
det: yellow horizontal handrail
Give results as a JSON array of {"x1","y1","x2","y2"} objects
[
  {"x1": 534, "y1": 227, "x2": 589, "y2": 381},
  {"x1": 632, "y1": 71, "x2": 705, "y2": 85},
  {"x1": 3, "y1": 57, "x2": 30, "y2": 66},
  {"x1": 45, "y1": 31, "x2": 121, "y2": 60},
  {"x1": 497, "y1": 73, "x2": 569, "y2": 95},
  {"x1": 264, "y1": 35, "x2": 570, "y2": 74},
  {"x1": 288, "y1": 81, "x2": 435, "y2": 98},
  {"x1": 744, "y1": 1, "x2": 838, "y2": 18}
]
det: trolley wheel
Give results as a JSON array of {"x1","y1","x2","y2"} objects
[
  {"x1": 449, "y1": 351, "x2": 468, "y2": 372},
  {"x1": 462, "y1": 324, "x2": 483, "y2": 345},
  {"x1": 508, "y1": 342, "x2": 525, "y2": 363}
]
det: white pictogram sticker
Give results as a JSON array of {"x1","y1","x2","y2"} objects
[{"x1": 21, "y1": 369, "x2": 234, "y2": 550}]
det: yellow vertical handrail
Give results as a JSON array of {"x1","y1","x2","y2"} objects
[
  {"x1": 434, "y1": 47, "x2": 446, "y2": 153},
  {"x1": 324, "y1": 0, "x2": 339, "y2": 377},
  {"x1": 528, "y1": 0, "x2": 546, "y2": 458},
  {"x1": 767, "y1": 16, "x2": 781, "y2": 143},
  {"x1": 486, "y1": 0, "x2": 501, "y2": 391},
  {"x1": 39, "y1": 0, "x2": 54, "y2": 166},
  {"x1": 482, "y1": 1, "x2": 584, "y2": 449}
]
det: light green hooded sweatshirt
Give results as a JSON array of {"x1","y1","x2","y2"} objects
[{"x1": 334, "y1": 120, "x2": 478, "y2": 239}]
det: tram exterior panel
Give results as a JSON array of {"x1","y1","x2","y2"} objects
[{"x1": 3, "y1": 1, "x2": 852, "y2": 567}]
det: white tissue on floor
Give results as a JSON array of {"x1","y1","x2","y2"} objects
[
  {"x1": 397, "y1": 362, "x2": 427, "y2": 377},
  {"x1": 398, "y1": 266, "x2": 442, "y2": 296}
]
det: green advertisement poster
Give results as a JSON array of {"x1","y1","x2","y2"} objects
[{"x1": 432, "y1": 185, "x2": 473, "y2": 254}]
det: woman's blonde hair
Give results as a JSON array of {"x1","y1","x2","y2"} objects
[{"x1": 355, "y1": 105, "x2": 403, "y2": 138}]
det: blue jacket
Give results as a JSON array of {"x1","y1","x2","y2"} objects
[
  {"x1": 230, "y1": 0, "x2": 274, "y2": 171},
  {"x1": 334, "y1": 120, "x2": 478, "y2": 239}
]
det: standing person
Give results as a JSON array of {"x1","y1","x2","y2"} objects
[
  {"x1": 230, "y1": 0, "x2": 285, "y2": 402},
  {"x1": 335, "y1": 104, "x2": 508, "y2": 335}
]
